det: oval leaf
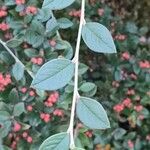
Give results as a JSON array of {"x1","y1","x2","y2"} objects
[
  {"x1": 82, "y1": 22, "x2": 116, "y2": 53},
  {"x1": 13, "y1": 102, "x2": 25, "y2": 116},
  {"x1": 6, "y1": 39, "x2": 23, "y2": 48},
  {"x1": 73, "y1": 148, "x2": 85, "y2": 150},
  {"x1": 42, "y1": 0, "x2": 75, "y2": 10},
  {"x1": 79, "y1": 82, "x2": 96, "y2": 93},
  {"x1": 31, "y1": 58, "x2": 74, "y2": 90},
  {"x1": 76, "y1": 97, "x2": 110, "y2": 129},
  {"x1": 12, "y1": 62, "x2": 24, "y2": 81},
  {"x1": 57, "y1": 18, "x2": 73, "y2": 29},
  {"x1": 39, "y1": 132, "x2": 70, "y2": 150}
]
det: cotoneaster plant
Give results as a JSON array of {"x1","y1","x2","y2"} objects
[{"x1": 29, "y1": 0, "x2": 117, "y2": 150}]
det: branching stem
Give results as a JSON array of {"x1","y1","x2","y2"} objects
[
  {"x1": 68, "y1": 0, "x2": 85, "y2": 149},
  {"x1": 0, "y1": 39, "x2": 34, "y2": 78}
]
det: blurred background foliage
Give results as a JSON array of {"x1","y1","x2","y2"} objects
[{"x1": 0, "y1": 0, "x2": 149, "y2": 149}]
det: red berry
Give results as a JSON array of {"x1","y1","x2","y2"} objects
[
  {"x1": 40, "y1": 113, "x2": 45, "y2": 119},
  {"x1": 26, "y1": 6, "x2": 37, "y2": 15},
  {"x1": 37, "y1": 58, "x2": 43, "y2": 65},
  {"x1": 21, "y1": 87, "x2": 27, "y2": 93},
  {"x1": 13, "y1": 122, "x2": 21, "y2": 132},
  {"x1": 27, "y1": 105, "x2": 33, "y2": 112},
  {"x1": 49, "y1": 40, "x2": 56, "y2": 47},
  {"x1": 43, "y1": 114, "x2": 51, "y2": 123},
  {"x1": 27, "y1": 136, "x2": 33, "y2": 143},
  {"x1": 22, "y1": 132, "x2": 28, "y2": 138},
  {"x1": 29, "y1": 90, "x2": 35, "y2": 96}
]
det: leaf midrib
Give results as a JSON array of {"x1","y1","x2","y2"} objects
[
  {"x1": 81, "y1": 99, "x2": 108, "y2": 125},
  {"x1": 86, "y1": 24, "x2": 114, "y2": 50},
  {"x1": 33, "y1": 61, "x2": 73, "y2": 86}
]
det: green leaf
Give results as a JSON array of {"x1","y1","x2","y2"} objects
[
  {"x1": 12, "y1": 62, "x2": 24, "y2": 81},
  {"x1": 39, "y1": 132, "x2": 70, "y2": 150},
  {"x1": 0, "y1": 120, "x2": 11, "y2": 138},
  {"x1": 13, "y1": 102, "x2": 25, "y2": 116},
  {"x1": 78, "y1": 63, "x2": 88, "y2": 75},
  {"x1": 0, "y1": 111, "x2": 10, "y2": 122},
  {"x1": 133, "y1": 64, "x2": 140, "y2": 74},
  {"x1": 76, "y1": 97, "x2": 110, "y2": 129},
  {"x1": 42, "y1": 0, "x2": 75, "y2": 10},
  {"x1": 25, "y1": 30, "x2": 44, "y2": 48},
  {"x1": 4, "y1": 0, "x2": 15, "y2": 6},
  {"x1": 83, "y1": 85, "x2": 97, "y2": 97},
  {"x1": 6, "y1": 39, "x2": 23, "y2": 48},
  {"x1": 125, "y1": 22, "x2": 138, "y2": 34},
  {"x1": 79, "y1": 82, "x2": 96, "y2": 93},
  {"x1": 31, "y1": 58, "x2": 74, "y2": 90},
  {"x1": 24, "y1": 48, "x2": 39, "y2": 58},
  {"x1": 0, "y1": 51, "x2": 14, "y2": 64},
  {"x1": 57, "y1": 18, "x2": 73, "y2": 29},
  {"x1": 30, "y1": 20, "x2": 45, "y2": 35},
  {"x1": 9, "y1": 88, "x2": 19, "y2": 103},
  {"x1": 2, "y1": 145, "x2": 11, "y2": 150},
  {"x1": 82, "y1": 22, "x2": 116, "y2": 53},
  {"x1": 72, "y1": 148, "x2": 85, "y2": 150},
  {"x1": 54, "y1": 40, "x2": 73, "y2": 59},
  {"x1": 0, "y1": 102, "x2": 9, "y2": 112},
  {"x1": 46, "y1": 17, "x2": 58, "y2": 33},
  {"x1": 114, "y1": 69, "x2": 122, "y2": 81},
  {"x1": 114, "y1": 128, "x2": 126, "y2": 140},
  {"x1": 36, "y1": 8, "x2": 52, "y2": 22}
]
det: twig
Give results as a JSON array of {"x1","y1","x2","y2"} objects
[
  {"x1": 67, "y1": 0, "x2": 86, "y2": 149},
  {"x1": 0, "y1": 39, "x2": 34, "y2": 78}
]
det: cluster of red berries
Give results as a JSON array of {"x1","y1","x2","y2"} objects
[
  {"x1": 134, "y1": 105, "x2": 143, "y2": 112},
  {"x1": 139, "y1": 60, "x2": 150, "y2": 69},
  {"x1": 15, "y1": 0, "x2": 25, "y2": 5},
  {"x1": 44, "y1": 92, "x2": 59, "y2": 107},
  {"x1": 8, "y1": 133, "x2": 20, "y2": 149},
  {"x1": 0, "y1": 22, "x2": 9, "y2": 31},
  {"x1": 22, "y1": 131, "x2": 33, "y2": 143},
  {"x1": 31, "y1": 57, "x2": 43, "y2": 65},
  {"x1": 128, "y1": 140, "x2": 134, "y2": 149},
  {"x1": 114, "y1": 34, "x2": 126, "y2": 41},
  {"x1": 53, "y1": 109, "x2": 64, "y2": 117},
  {"x1": 26, "y1": 6, "x2": 37, "y2": 15},
  {"x1": 130, "y1": 73, "x2": 137, "y2": 80},
  {"x1": 113, "y1": 103, "x2": 124, "y2": 113},
  {"x1": 122, "y1": 98, "x2": 132, "y2": 108},
  {"x1": 113, "y1": 96, "x2": 144, "y2": 113},
  {"x1": 0, "y1": 73, "x2": 11, "y2": 91},
  {"x1": 97, "y1": 8, "x2": 104, "y2": 16},
  {"x1": 9, "y1": 123, "x2": 32, "y2": 149},
  {"x1": 20, "y1": 87, "x2": 36, "y2": 96},
  {"x1": 112, "y1": 81, "x2": 120, "y2": 88},
  {"x1": 69, "y1": 9, "x2": 81, "y2": 18},
  {"x1": 84, "y1": 130, "x2": 93, "y2": 138},
  {"x1": 18, "y1": 6, "x2": 37, "y2": 16},
  {"x1": 120, "y1": 52, "x2": 150, "y2": 70},
  {"x1": 0, "y1": 7, "x2": 7, "y2": 18},
  {"x1": 40, "y1": 113, "x2": 51, "y2": 123},
  {"x1": 121, "y1": 51, "x2": 130, "y2": 60},
  {"x1": 126, "y1": 89, "x2": 135, "y2": 96},
  {"x1": 113, "y1": 97, "x2": 132, "y2": 113}
]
